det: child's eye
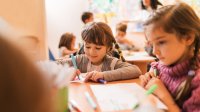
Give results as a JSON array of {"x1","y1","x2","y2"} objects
[
  {"x1": 96, "y1": 47, "x2": 101, "y2": 50},
  {"x1": 157, "y1": 41, "x2": 166, "y2": 45},
  {"x1": 85, "y1": 46, "x2": 91, "y2": 49}
]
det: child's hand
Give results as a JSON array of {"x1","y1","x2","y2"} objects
[
  {"x1": 71, "y1": 69, "x2": 81, "y2": 80},
  {"x1": 84, "y1": 71, "x2": 104, "y2": 82},
  {"x1": 145, "y1": 77, "x2": 171, "y2": 101},
  {"x1": 139, "y1": 72, "x2": 155, "y2": 87},
  {"x1": 145, "y1": 78, "x2": 180, "y2": 112}
]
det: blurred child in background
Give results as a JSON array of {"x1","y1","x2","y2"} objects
[
  {"x1": 142, "y1": 0, "x2": 163, "y2": 56},
  {"x1": 141, "y1": 0, "x2": 162, "y2": 11},
  {"x1": 58, "y1": 32, "x2": 77, "y2": 58},
  {"x1": 115, "y1": 22, "x2": 139, "y2": 51},
  {"x1": 81, "y1": 11, "x2": 94, "y2": 24}
]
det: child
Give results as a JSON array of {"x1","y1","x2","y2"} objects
[
  {"x1": 115, "y1": 22, "x2": 138, "y2": 51},
  {"x1": 141, "y1": 0, "x2": 162, "y2": 10},
  {"x1": 58, "y1": 32, "x2": 77, "y2": 58},
  {"x1": 58, "y1": 22, "x2": 142, "y2": 82},
  {"x1": 81, "y1": 11, "x2": 94, "y2": 24},
  {"x1": 0, "y1": 37, "x2": 53, "y2": 112},
  {"x1": 141, "y1": 0, "x2": 163, "y2": 56},
  {"x1": 139, "y1": 3, "x2": 200, "y2": 112}
]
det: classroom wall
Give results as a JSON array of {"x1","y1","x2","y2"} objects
[
  {"x1": 45, "y1": 0, "x2": 89, "y2": 58},
  {"x1": 0, "y1": 0, "x2": 47, "y2": 60}
]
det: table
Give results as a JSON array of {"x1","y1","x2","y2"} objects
[
  {"x1": 123, "y1": 51, "x2": 156, "y2": 74},
  {"x1": 69, "y1": 79, "x2": 179, "y2": 112},
  {"x1": 69, "y1": 79, "x2": 140, "y2": 112}
]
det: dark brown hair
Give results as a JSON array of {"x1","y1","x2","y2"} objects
[
  {"x1": 0, "y1": 36, "x2": 53, "y2": 112},
  {"x1": 81, "y1": 12, "x2": 93, "y2": 24},
  {"x1": 81, "y1": 22, "x2": 125, "y2": 61},
  {"x1": 144, "y1": 3, "x2": 200, "y2": 107},
  {"x1": 144, "y1": 3, "x2": 200, "y2": 70},
  {"x1": 58, "y1": 33, "x2": 75, "y2": 50},
  {"x1": 141, "y1": 0, "x2": 162, "y2": 10},
  {"x1": 116, "y1": 22, "x2": 127, "y2": 33},
  {"x1": 82, "y1": 22, "x2": 115, "y2": 49}
]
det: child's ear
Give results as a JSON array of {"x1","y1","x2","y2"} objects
[{"x1": 184, "y1": 32, "x2": 195, "y2": 46}]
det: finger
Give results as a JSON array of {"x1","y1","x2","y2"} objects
[
  {"x1": 91, "y1": 73, "x2": 97, "y2": 82},
  {"x1": 145, "y1": 78, "x2": 157, "y2": 89},
  {"x1": 145, "y1": 83, "x2": 150, "y2": 90},
  {"x1": 92, "y1": 71, "x2": 100, "y2": 82},
  {"x1": 143, "y1": 74, "x2": 150, "y2": 83},
  {"x1": 149, "y1": 72, "x2": 156, "y2": 78},
  {"x1": 84, "y1": 72, "x2": 94, "y2": 82},
  {"x1": 139, "y1": 75, "x2": 148, "y2": 87},
  {"x1": 146, "y1": 72, "x2": 153, "y2": 80},
  {"x1": 71, "y1": 70, "x2": 78, "y2": 80},
  {"x1": 76, "y1": 69, "x2": 81, "y2": 75}
]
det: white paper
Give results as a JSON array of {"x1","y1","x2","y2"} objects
[{"x1": 90, "y1": 83, "x2": 167, "y2": 111}]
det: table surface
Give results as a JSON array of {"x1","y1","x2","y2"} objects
[
  {"x1": 123, "y1": 51, "x2": 156, "y2": 62},
  {"x1": 69, "y1": 79, "x2": 170, "y2": 112}
]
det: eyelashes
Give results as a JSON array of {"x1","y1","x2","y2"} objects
[
  {"x1": 85, "y1": 46, "x2": 101, "y2": 50},
  {"x1": 157, "y1": 41, "x2": 166, "y2": 46}
]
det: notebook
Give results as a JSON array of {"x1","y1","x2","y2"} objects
[{"x1": 90, "y1": 83, "x2": 167, "y2": 111}]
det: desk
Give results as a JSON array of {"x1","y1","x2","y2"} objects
[
  {"x1": 69, "y1": 79, "x2": 176, "y2": 112},
  {"x1": 69, "y1": 79, "x2": 140, "y2": 112},
  {"x1": 123, "y1": 51, "x2": 156, "y2": 74}
]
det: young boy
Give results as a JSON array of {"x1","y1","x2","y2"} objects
[
  {"x1": 81, "y1": 11, "x2": 94, "y2": 24},
  {"x1": 115, "y1": 22, "x2": 138, "y2": 51}
]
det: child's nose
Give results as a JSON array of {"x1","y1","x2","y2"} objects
[
  {"x1": 90, "y1": 48, "x2": 97, "y2": 55},
  {"x1": 152, "y1": 46, "x2": 159, "y2": 56}
]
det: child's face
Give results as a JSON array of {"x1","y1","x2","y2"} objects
[
  {"x1": 84, "y1": 42, "x2": 107, "y2": 65},
  {"x1": 85, "y1": 16, "x2": 94, "y2": 24},
  {"x1": 142, "y1": 0, "x2": 150, "y2": 7},
  {"x1": 145, "y1": 24, "x2": 192, "y2": 66},
  {"x1": 88, "y1": 15, "x2": 94, "y2": 22},
  {"x1": 116, "y1": 30, "x2": 126, "y2": 38},
  {"x1": 71, "y1": 38, "x2": 75, "y2": 49}
]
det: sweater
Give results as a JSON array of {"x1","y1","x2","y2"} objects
[
  {"x1": 151, "y1": 60, "x2": 200, "y2": 112},
  {"x1": 59, "y1": 54, "x2": 142, "y2": 82}
]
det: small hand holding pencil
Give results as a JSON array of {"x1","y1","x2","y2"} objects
[
  {"x1": 139, "y1": 68, "x2": 159, "y2": 87},
  {"x1": 70, "y1": 54, "x2": 106, "y2": 84},
  {"x1": 70, "y1": 54, "x2": 84, "y2": 81},
  {"x1": 84, "y1": 71, "x2": 107, "y2": 84}
]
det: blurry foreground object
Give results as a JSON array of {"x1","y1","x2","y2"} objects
[
  {"x1": 0, "y1": 36, "x2": 54, "y2": 112},
  {"x1": 37, "y1": 60, "x2": 75, "y2": 112}
]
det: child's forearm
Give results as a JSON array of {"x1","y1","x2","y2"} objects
[{"x1": 161, "y1": 93, "x2": 180, "y2": 112}]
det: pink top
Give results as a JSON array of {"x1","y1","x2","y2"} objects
[{"x1": 151, "y1": 59, "x2": 200, "y2": 112}]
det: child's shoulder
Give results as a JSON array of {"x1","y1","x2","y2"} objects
[
  {"x1": 59, "y1": 46, "x2": 67, "y2": 50},
  {"x1": 104, "y1": 55, "x2": 120, "y2": 61},
  {"x1": 190, "y1": 69, "x2": 200, "y2": 91},
  {"x1": 194, "y1": 56, "x2": 200, "y2": 81},
  {"x1": 190, "y1": 55, "x2": 200, "y2": 83},
  {"x1": 194, "y1": 68, "x2": 200, "y2": 81},
  {"x1": 76, "y1": 54, "x2": 88, "y2": 60}
]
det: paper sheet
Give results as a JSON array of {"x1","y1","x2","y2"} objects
[{"x1": 90, "y1": 83, "x2": 167, "y2": 111}]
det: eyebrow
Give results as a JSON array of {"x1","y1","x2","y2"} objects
[
  {"x1": 85, "y1": 43, "x2": 102, "y2": 47},
  {"x1": 148, "y1": 36, "x2": 166, "y2": 42}
]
